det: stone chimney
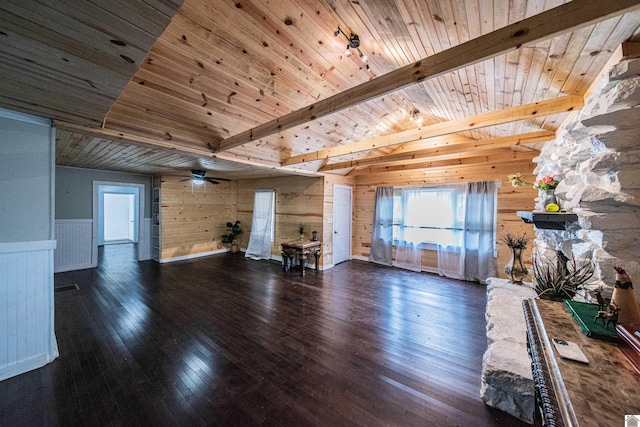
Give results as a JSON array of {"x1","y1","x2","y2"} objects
[{"x1": 533, "y1": 50, "x2": 640, "y2": 306}]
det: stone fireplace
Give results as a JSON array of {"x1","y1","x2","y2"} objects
[
  {"x1": 532, "y1": 50, "x2": 640, "y2": 305},
  {"x1": 481, "y1": 47, "x2": 640, "y2": 424}
]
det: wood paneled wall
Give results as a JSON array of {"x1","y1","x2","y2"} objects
[
  {"x1": 354, "y1": 158, "x2": 537, "y2": 278},
  {"x1": 159, "y1": 176, "x2": 237, "y2": 259},
  {"x1": 156, "y1": 157, "x2": 536, "y2": 279},
  {"x1": 237, "y1": 176, "x2": 324, "y2": 262}
]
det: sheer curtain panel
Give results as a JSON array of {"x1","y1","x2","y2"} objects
[
  {"x1": 461, "y1": 181, "x2": 497, "y2": 283},
  {"x1": 436, "y1": 183, "x2": 468, "y2": 279},
  {"x1": 393, "y1": 187, "x2": 422, "y2": 272},
  {"x1": 436, "y1": 181, "x2": 497, "y2": 283},
  {"x1": 245, "y1": 189, "x2": 275, "y2": 260},
  {"x1": 369, "y1": 186, "x2": 393, "y2": 266}
]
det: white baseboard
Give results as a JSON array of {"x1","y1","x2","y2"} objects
[
  {"x1": 161, "y1": 248, "x2": 230, "y2": 263},
  {"x1": 0, "y1": 352, "x2": 57, "y2": 382},
  {"x1": 54, "y1": 263, "x2": 95, "y2": 273}
]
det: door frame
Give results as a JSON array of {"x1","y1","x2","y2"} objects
[
  {"x1": 332, "y1": 184, "x2": 352, "y2": 265},
  {"x1": 92, "y1": 181, "x2": 145, "y2": 267}
]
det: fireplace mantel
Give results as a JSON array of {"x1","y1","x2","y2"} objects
[{"x1": 516, "y1": 211, "x2": 579, "y2": 230}]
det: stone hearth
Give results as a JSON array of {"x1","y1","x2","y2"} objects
[{"x1": 480, "y1": 278, "x2": 536, "y2": 424}]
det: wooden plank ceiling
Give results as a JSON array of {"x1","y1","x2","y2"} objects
[{"x1": 1, "y1": 0, "x2": 640, "y2": 179}]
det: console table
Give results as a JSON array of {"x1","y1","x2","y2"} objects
[
  {"x1": 281, "y1": 239, "x2": 321, "y2": 277},
  {"x1": 522, "y1": 298, "x2": 640, "y2": 426}
]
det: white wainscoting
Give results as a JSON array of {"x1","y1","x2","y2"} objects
[
  {"x1": 139, "y1": 218, "x2": 152, "y2": 261},
  {"x1": 54, "y1": 219, "x2": 93, "y2": 273},
  {"x1": 0, "y1": 240, "x2": 59, "y2": 381}
]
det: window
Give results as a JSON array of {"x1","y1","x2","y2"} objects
[{"x1": 392, "y1": 186, "x2": 466, "y2": 247}]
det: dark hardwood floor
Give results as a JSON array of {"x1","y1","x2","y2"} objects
[{"x1": 0, "y1": 243, "x2": 527, "y2": 426}]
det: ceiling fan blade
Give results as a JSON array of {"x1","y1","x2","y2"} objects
[
  {"x1": 204, "y1": 178, "x2": 220, "y2": 184},
  {"x1": 206, "y1": 177, "x2": 231, "y2": 182}
]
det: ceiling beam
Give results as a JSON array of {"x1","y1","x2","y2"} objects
[
  {"x1": 348, "y1": 150, "x2": 537, "y2": 176},
  {"x1": 217, "y1": 0, "x2": 640, "y2": 152},
  {"x1": 53, "y1": 120, "x2": 215, "y2": 157},
  {"x1": 284, "y1": 95, "x2": 582, "y2": 166},
  {"x1": 319, "y1": 131, "x2": 553, "y2": 172},
  {"x1": 53, "y1": 120, "x2": 326, "y2": 178}
]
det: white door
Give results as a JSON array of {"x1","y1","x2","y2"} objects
[{"x1": 333, "y1": 185, "x2": 352, "y2": 265}]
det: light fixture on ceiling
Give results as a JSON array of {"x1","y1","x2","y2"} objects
[
  {"x1": 409, "y1": 109, "x2": 424, "y2": 126},
  {"x1": 334, "y1": 26, "x2": 369, "y2": 69},
  {"x1": 191, "y1": 177, "x2": 205, "y2": 186}
]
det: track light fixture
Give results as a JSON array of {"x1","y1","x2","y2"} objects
[
  {"x1": 334, "y1": 26, "x2": 369, "y2": 70},
  {"x1": 409, "y1": 109, "x2": 424, "y2": 126}
]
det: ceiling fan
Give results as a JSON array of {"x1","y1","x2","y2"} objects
[{"x1": 183, "y1": 169, "x2": 231, "y2": 185}]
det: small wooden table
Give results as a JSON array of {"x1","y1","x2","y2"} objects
[{"x1": 281, "y1": 239, "x2": 321, "y2": 277}]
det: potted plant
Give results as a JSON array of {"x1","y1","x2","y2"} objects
[
  {"x1": 531, "y1": 253, "x2": 594, "y2": 301},
  {"x1": 298, "y1": 223, "x2": 305, "y2": 240},
  {"x1": 222, "y1": 220, "x2": 242, "y2": 253}
]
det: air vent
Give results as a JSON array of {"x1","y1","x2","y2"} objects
[{"x1": 54, "y1": 284, "x2": 79, "y2": 294}]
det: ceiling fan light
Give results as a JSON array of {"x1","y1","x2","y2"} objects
[{"x1": 192, "y1": 178, "x2": 205, "y2": 186}]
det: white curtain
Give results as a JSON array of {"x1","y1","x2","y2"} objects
[
  {"x1": 437, "y1": 183, "x2": 468, "y2": 279},
  {"x1": 437, "y1": 181, "x2": 497, "y2": 283},
  {"x1": 245, "y1": 189, "x2": 275, "y2": 260},
  {"x1": 462, "y1": 181, "x2": 497, "y2": 283},
  {"x1": 369, "y1": 186, "x2": 394, "y2": 266},
  {"x1": 393, "y1": 187, "x2": 422, "y2": 272}
]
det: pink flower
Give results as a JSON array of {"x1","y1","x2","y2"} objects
[{"x1": 535, "y1": 175, "x2": 559, "y2": 190}]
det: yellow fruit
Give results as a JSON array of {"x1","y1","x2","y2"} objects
[{"x1": 545, "y1": 203, "x2": 560, "y2": 212}]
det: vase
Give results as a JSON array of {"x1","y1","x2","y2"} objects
[
  {"x1": 505, "y1": 246, "x2": 528, "y2": 285},
  {"x1": 612, "y1": 268, "x2": 640, "y2": 325},
  {"x1": 542, "y1": 189, "x2": 557, "y2": 209}
]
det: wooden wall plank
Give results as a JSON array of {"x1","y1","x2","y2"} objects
[{"x1": 160, "y1": 176, "x2": 237, "y2": 259}]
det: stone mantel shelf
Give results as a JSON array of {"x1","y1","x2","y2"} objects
[{"x1": 516, "y1": 211, "x2": 579, "y2": 230}]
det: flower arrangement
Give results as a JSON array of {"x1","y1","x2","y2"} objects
[
  {"x1": 507, "y1": 172, "x2": 533, "y2": 188},
  {"x1": 535, "y1": 175, "x2": 560, "y2": 191}
]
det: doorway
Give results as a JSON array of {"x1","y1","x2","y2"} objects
[
  {"x1": 332, "y1": 185, "x2": 352, "y2": 265},
  {"x1": 92, "y1": 181, "x2": 145, "y2": 267},
  {"x1": 103, "y1": 193, "x2": 136, "y2": 244}
]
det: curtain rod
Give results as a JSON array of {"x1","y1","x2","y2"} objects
[{"x1": 369, "y1": 179, "x2": 502, "y2": 189}]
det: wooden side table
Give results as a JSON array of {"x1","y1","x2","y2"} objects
[{"x1": 281, "y1": 239, "x2": 321, "y2": 277}]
